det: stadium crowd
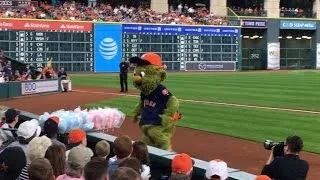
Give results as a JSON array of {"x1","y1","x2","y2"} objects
[
  {"x1": 0, "y1": 107, "x2": 310, "y2": 180},
  {"x1": 0, "y1": 1, "x2": 229, "y2": 25}
]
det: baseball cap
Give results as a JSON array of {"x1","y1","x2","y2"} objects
[
  {"x1": 171, "y1": 153, "x2": 194, "y2": 174},
  {"x1": 17, "y1": 119, "x2": 41, "y2": 139},
  {"x1": 5, "y1": 108, "x2": 20, "y2": 123},
  {"x1": 68, "y1": 128, "x2": 86, "y2": 144},
  {"x1": 0, "y1": 146, "x2": 27, "y2": 179},
  {"x1": 49, "y1": 116, "x2": 60, "y2": 124},
  {"x1": 205, "y1": 159, "x2": 228, "y2": 180},
  {"x1": 255, "y1": 175, "x2": 271, "y2": 180},
  {"x1": 129, "y1": 53, "x2": 163, "y2": 68},
  {"x1": 68, "y1": 145, "x2": 93, "y2": 169},
  {"x1": 43, "y1": 117, "x2": 59, "y2": 136}
]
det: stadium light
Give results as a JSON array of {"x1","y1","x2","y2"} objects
[
  {"x1": 306, "y1": 36, "x2": 312, "y2": 39},
  {"x1": 302, "y1": 35, "x2": 308, "y2": 39},
  {"x1": 296, "y1": 37, "x2": 302, "y2": 40},
  {"x1": 252, "y1": 35, "x2": 259, "y2": 38},
  {"x1": 279, "y1": 36, "x2": 282, "y2": 39},
  {"x1": 250, "y1": 36, "x2": 256, "y2": 39},
  {"x1": 286, "y1": 36, "x2": 292, "y2": 39},
  {"x1": 259, "y1": 36, "x2": 263, "y2": 39},
  {"x1": 243, "y1": 36, "x2": 249, "y2": 39}
]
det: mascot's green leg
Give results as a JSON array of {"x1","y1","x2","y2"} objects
[
  {"x1": 146, "y1": 126, "x2": 172, "y2": 151},
  {"x1": 141, "y1": 125, "x2": 156, "y2": 147}
]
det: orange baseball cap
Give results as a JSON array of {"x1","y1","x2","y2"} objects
[
  {"x1": 49, "y1": 116, "x2": 60, "y2": 124},
  {"x1": 171, "y1": 153, "x2": 194, "y2": 174},
  {"x1": 68, "y1": 128, "x2": 86, "y2": 144},
  {"x1": 129, "y1": 53, "x2": 163, "y2": 68},
  {"x1": 255, "y1": 175, "x2": 271, "y2": 180}
]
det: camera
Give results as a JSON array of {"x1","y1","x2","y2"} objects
[{"x1": 264, "y1": 140, "x2": 285, "y2": 157}]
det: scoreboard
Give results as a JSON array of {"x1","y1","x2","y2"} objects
[
  {"x1": 122, "y1": 24, "x2": 240, "y2": 71},
  {"x1": 1, "y1": 19, "x2": 241, "y2": 72},
  {"x1": 0, "y1": 19, "x2": 93, "y2": 72}
]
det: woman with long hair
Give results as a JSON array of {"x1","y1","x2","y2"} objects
[{"x1": 45, "y1": 145, "x2": 66, "y2": 177}]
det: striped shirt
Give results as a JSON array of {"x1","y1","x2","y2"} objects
[{"x1": 17, "y1": 163, "x2": 30, "y2": 180}]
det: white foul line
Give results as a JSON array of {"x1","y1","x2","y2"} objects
[{"x1": 73, "y1": 90, "x2": 320, "y2": 115}]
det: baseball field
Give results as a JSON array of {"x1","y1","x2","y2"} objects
[{"x1": 72, "y1": 70, "x2": 320, "y2": 154}]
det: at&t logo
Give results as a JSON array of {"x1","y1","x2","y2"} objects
[{"x1": 99, "y1": 38, "x2": 118, "y2": 60}]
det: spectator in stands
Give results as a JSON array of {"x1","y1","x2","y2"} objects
[
  {"x1": 43, "y1": 116, "x2": 66, "y2": 148},
  {"x1": 119, "y1": 157, "x2": 142, "y2": 175},
  {"x1": 170, "y1": 153, "x2": 194, "y2": 179},
  {"x1": 169, "y1": 173, "x2": 190, "y2": 180},
  {"x1": 13, "y1": 70, "x2": 22, "y2": 81},
  {"x1": 0, "y1": 146, "x2": 27, "y2": 179},
  {"x1": 204, "y1": 159, "x2": 229, "y2": 180},
  {"x1": 66, "y1": 128, "x2": 87, "y2": 160},
  {"x1": 28, "y1": 158, "x2": 55, "y2": 180},
  {"x1": 0, "y1": 108, "x2": 19, "y2": 146},
  {"x1": 0, "y1": 119, "x2": 41, "y2": 161},
  {"x1": 45, "y1": 145, "x2": 66, "y2": 177},
  {"x1": 108, "y1": 135, "x2": 133, "y2": 177},
  {"x1": 3, "y1": 60, "x2": 13, "y2": 81},
  {"x1": 0, "y1": 50, "x2": 5, "y2": 72},
  {"x1": 84, "y1": 157, "x2": 109, "y2": 180},
  {"x1": 22, "y1": 64, "x2": 32, "y2": 81},
  {"x1": 261, "y1": 135, "x2": 309, "y2": 180},
  {"x1": 17, "y1": 135, "x2": 52, "y2": 180},
  {"x1": 111, "y1": 167, "x2": 141, "y2": 180},
  {"x1": 131, "y1": 141, "x2": 151, "y2": 180},
  {"x1": 56, "y1": 145, "x2": 94, "y2": 180},
  {"x1": 95, "y1": 140, "x2": 110, "y2": 159},
  {"x1": 58, "y1": 67, "x2": 72, "y2": 92}
]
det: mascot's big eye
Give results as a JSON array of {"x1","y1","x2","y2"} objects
[{"x1": 140, "y1": 72, "x2": 145, "y2": 77}]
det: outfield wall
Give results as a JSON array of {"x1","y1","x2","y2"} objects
[{"x1": 0, "y1": 105, "x2": 257, "y2": 180}]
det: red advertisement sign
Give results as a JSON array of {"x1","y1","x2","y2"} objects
[{"x1": 0, "y1": 19, "x2": 93, "y2": 32}]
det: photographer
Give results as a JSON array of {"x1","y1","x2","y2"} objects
[{"x1": 261, "y1": 135, "x2": 309, "y2": 180}]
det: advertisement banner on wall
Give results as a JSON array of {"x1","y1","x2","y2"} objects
[
  {"x1": 21, "y1": 80, "x2": 59, "y2": 95},
  {"x1": 0, "y1": 19, "x2": 92, "y2": 31},
  {"x1": 241, "y1": 20, "x2": 267, "y2": 28},
  {"x1": 185, "y1": 61, "x2": 236, "y2": 71},
  {"x1": 280, "y1": 20, "x2": 316, "y2": 30},
  {"x1": 94, "y1": 24, "x2": 122, "y2": 72},
  {"x1": 316, "y1": 44, "x2": 320, "y2": 69},
  {"x1": 267, "y1": 43, "x2": 280, "y2": 70}
]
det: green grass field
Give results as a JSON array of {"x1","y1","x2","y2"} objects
[{"x1": 72, "y1": 70, "x2": 320, "y2": 153}]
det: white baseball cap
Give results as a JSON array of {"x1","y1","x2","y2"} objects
[
  {"x1": 205, "y1": 159, "x2": 228, "y2": 180},
  {"x1": 17, "y1": 119, "x2": 41, "y2": 139}
]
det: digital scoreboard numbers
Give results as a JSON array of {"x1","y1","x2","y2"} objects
[
  {"x1": 122, "y1": 24, "x2": 240, "y2": 71},
  {"x1": 0, "y1": 19, "x2": 93, "y2": 72}
]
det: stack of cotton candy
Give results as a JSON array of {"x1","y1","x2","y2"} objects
[
  {"x1": 38, "y1": 108, "x2": 94, "y2": 134},
  {"x1": 38, "y1": 106, "x2": 125, "y2": 133},
  {"x1": 85, "y1": 107, "x2": 125, "y2": 130}
]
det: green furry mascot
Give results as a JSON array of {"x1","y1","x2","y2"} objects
[{"x1": 129, "y1": 53, "x2": 181, "y2": 151}]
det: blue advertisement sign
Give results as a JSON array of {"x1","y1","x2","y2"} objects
[
  {"x1": 280, "y1": 20, "x2": 317, "y2": 30},
  {"x1": 94, "y1": 24, "x2": 122, "y2": 72},
  {"x1": 122, "y1": 24, "x2": 240, "y2": 36},
  {"x1": 241, "y1": 20, "x2": 267, "y2": 28}
]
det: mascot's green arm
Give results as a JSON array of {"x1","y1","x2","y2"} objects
[
  {"x1": 133, "y1": 99, "x2": 143, "y2": 123},
  {"x1": 160, "y1": 96, "x2": 179, "y2": 127}
]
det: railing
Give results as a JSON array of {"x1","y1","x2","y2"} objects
[
  {"x1": 280, "y1": 9, "x2": 315, "y2": 18},
  {"x1": 230, "y1": 9, "x2": 267, "y2": 17}
]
